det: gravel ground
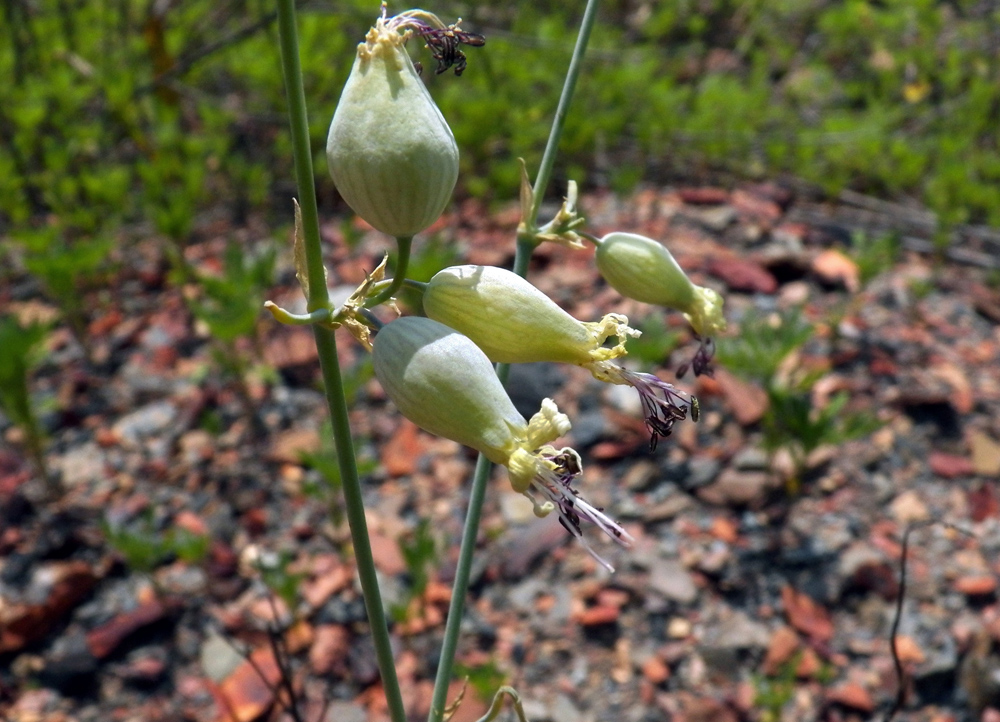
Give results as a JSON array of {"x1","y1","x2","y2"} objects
[{"x1": 2, "y1": 181, "x2": 1000, "y2": 722}]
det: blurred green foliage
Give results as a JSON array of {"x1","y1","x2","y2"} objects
[
  {"x1": 716, "y1": 309, "x2": 815, "y2": 386},
  {"x1": 717, "y1": 309, "x2": 879, "y2": 491},
  {"x1": 185, "y1": 239, "x2": 277, "y2": 430},
  {"x1": 12, "y1": 225, "x2": 116, "y2": 354},
  {"x1": 851, "y1": 230, "x2": 902, "y2": 285},
  {"x1": 103, "y1": 509, "x2": 211, "y2": 574},
  {"x1": 188, "y1": 242, "x2": 276, "y2": 344},
  {"x1": 453, "y1": 660, "x2": 508, "y2": 705},
  {"x1": 626, "y1": 311, "x2": 682, "y2": 371},
  {"x1": 0, "y1": 315, "x2": 51, "y2": 487},
  {"x1": 256, "y1": 549, "x2": 307, "y2": 611},
  {"x1": 1, "y1": 0, "x2": 998, "y2": 254},
  {"x1": 390, "y1": 518, "x2": 439, "y2": 623}
]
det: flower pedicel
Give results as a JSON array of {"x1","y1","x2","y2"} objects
[
  {"x1": 372, "y1": 316, "x2": 633, "y2": 570},
  {"x1": 423, "y1": 264, "x2": 698, "y2": 448}
]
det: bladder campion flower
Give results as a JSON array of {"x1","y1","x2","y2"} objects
[
  {"x1": 326, "y1": 7, "x2": 482, "y2": 237},
  {"x1": 423, "y1": 265, "x2": 699, "y2": 448},
  {"x1": 372, "y1": 316, "x2": 633, "y2": 570},
  {"x1": 595, "y1": 232, "x2": 725, "y2": 376}
]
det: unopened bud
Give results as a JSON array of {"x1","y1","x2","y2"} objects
[
  {"x1": 372, "y1": 316, "x2": 519, "y2": 464},
  {"x1": 595, "y1": 232, "x2": 726, "y2": 338}
]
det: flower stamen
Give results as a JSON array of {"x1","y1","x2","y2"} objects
[
  {"x1": 387, "y1": 9, "x2": 485, "y2": 75},
  {"x1": 525, "y1": 447, "x2": 634, "y2": 572},
  {"x1": 589, "y1": 363, "x2": 699, "y2": 451},
  {"x1": 677, "y1": 335, "x2": 716, "y2": 379}
]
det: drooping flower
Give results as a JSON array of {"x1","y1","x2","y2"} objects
[
  {"x1": 423, "y1": 264, "x2": 698, "y2": 448},
  {"x1": 372, "y1": 316, "x2": 632, "y2": 570},
  {"x1": 326, "y1": 7, "x2": 482, "y2": 237},
  {"x1": 594, "y1": 232, "x2": 725, "y2": 376}
]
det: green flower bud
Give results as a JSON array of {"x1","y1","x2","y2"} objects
[
  {"x1": 423, "y1": 265, "x2": 635, "y2": 366},
  {"x1": 595, "y1": 232, "x2": 726, "y2": 338},
  {"x1": 372, "y1": 316, "x2": 632, "y2": 570},
  {"x1": 326, "y1": 13, "x2": 459, "y2": 237}
]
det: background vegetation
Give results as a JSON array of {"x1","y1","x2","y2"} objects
[{"x1": 2, "y1": 0, "x2": 999, "y2": 256}]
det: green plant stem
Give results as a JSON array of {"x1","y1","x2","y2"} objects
[
  {"x1": 367, "y1": 235, "x2": 413, "y2": 307},
  {"x1": 313, "y1": 326, "x2": 405, "y2": 720},
  {"x1": 427, "y1": 452, "x2": 491, "y2": 722},
  {"x1": 426, "y1": 237, "x2": 534, "y2": 722},
  {"x1": 274, "y1": 3, "x2": 405, "y2": 722},
  {"x1": 527, "y1": 0, "x2": 601, "y2": 227},
  {"x1": 426, "y1": 0, "x2": 599, "y2": 709},
  {"x1": 275, "y1": 0, "x2": 327, "y2": 313}
]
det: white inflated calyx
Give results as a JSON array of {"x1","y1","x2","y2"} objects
[{"x1": 326, "y1": 13, "x2": 459, "y2": 237}]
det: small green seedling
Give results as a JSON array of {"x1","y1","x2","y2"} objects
[
  {"x1": 256, "y1": 549, "x2": 306, "y2": 612},
  {"x1": 102, "y1": 509, "x2": 210, "y2": 574},
  {"x1": 718, "y1": 309, "x2": 879, "y2": 492},
  {"x1": 391, "y1": 519, "x2": 439, "y2": 623},
  {"x1": 852, "y1": 230, "x2": 901, "y2": 285},
  {"x1": 0, "y1": 315, "x2": 54, "y2": 495}
]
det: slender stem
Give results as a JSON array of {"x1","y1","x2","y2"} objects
[
  {"x1": 426, "y1": 452, "x2": 493, "y2": 722},
  {"x1": 510, "y1": 238, "x2": 534, "y2": 280},
  {"x1": 527, "y1": 0, "x2": 601, "y2": 227},
  {"x1": 274, "y1": 3, "x2": 406, "y2": 721},
  {"x1": 367, "y1": 275, "x2": 427, "y2": 301},
  {"x1": 366, "y1": 235, "x2": 413, "y2": 307},
  {"x1": 275, "y1": 0, "x2": 327, "y2": 312},
  {"x1": 313, "y1": 326, "x2": 406, "y2": 722},
  {"x1": 426, "y1": 243, "x2": 531, "y2": 722},
  {"x1": 427, "y1": 4, "x2": 600, "y2": 717}
]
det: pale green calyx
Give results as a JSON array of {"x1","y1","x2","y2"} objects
[
  {"x1": 372, "y1": 316, "x2": 633, "y2": 571},
  {"x1": 372, "y1": 316, "x2": 522, "y2": 465},
  {"x1": 421, "y1": 264, "x2": 701, "y2": 448},
  {"x1": 595, "y1": 232, "x2": 727, "y2": 337},
  {"x1": 326, "y1": 11, "x2": 459, "y2": 237},
  {"x1": 423, "y1": 264, "x2": 638, "y2": 368}
]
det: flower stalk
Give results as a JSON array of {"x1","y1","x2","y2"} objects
[{"x1": 274, "y1": 3, "x2": 406, "y2": 721}]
